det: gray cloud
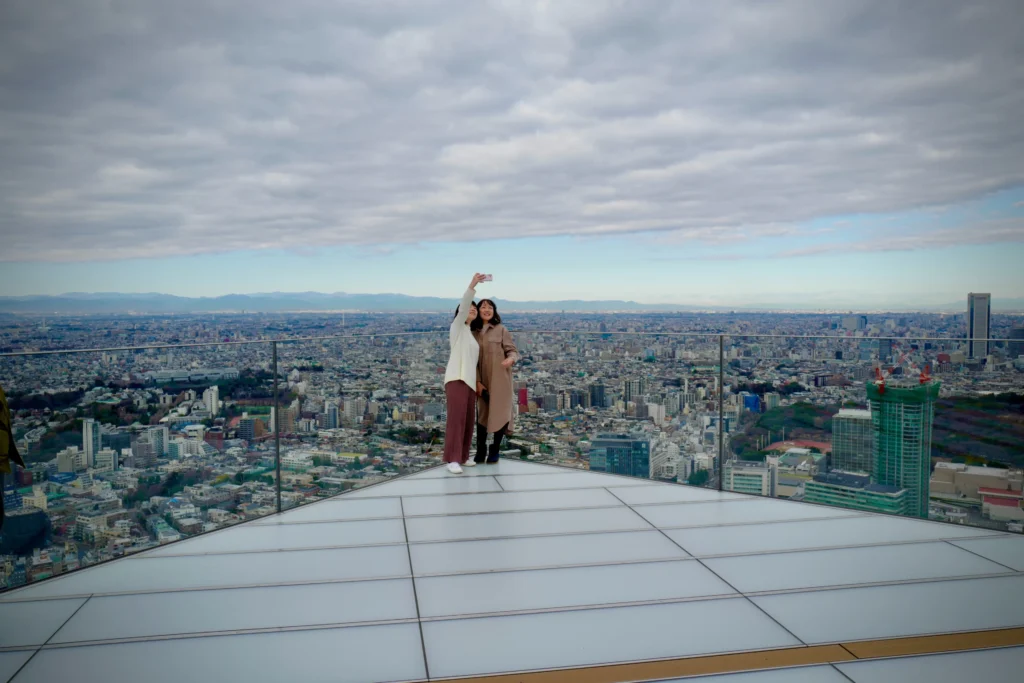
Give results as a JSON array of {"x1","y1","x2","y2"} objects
[
  {"x1": 778, "y1": 217, "x2": 1024, "y2": 257},
  {"x1": 1, "y1": 0, "x2": 1023, "y2": 261}
]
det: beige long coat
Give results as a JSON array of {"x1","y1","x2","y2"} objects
[{"x1": 475, "y1": 323, "x2": 518, "y2": 433}]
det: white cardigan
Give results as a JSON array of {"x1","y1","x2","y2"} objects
[{"x1": 444, "y1": 287, "x2": 479, "y2": 388}]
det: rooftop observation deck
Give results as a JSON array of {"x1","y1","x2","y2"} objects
[{"x1": 2, "y1": 460, "x2": 1024, "y2": 682}]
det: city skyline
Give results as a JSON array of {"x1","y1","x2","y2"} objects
[{"x1": 1, "y1": 2, "x2": 1023, "y2": 305}]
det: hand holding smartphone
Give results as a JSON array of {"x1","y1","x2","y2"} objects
[{"x1": 481, "y1": 274, "x2": 493, "y2": 282}]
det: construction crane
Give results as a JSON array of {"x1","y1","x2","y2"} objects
[{"x1": 874, "y1": 342, "x2": 932, "y2": 394}]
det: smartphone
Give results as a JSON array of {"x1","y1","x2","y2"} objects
[{"x1": 481, "y1": 274, "x2": 493, "y2": 282}]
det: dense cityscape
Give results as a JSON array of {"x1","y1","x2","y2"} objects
[{"x1": 2, "y1": 297, "x2": 1022, "y2": 590}]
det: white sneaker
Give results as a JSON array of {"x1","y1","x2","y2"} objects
[
  {"x1": 447, "y1": 462, "x2": 463, "y2": 474},
  {"x1": 463, "y1": 460, "x2": 476, "y2": 467}
]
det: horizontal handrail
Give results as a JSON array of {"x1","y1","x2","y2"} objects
[{"x1": 1, "y1": 330, "x2": 1020, "y2": 357}]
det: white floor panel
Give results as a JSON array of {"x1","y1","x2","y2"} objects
[
  {"x1": 415, "y1": 560, "x2": 735, "y2": 618},
  {"x1": 50, "y1": 579, "x2": 417, "y2": 644},
  {"x1": 410, "y1": 530, "x2": 689, "y2": 575},
  {"x1": 753, "y1": 574, "x2": 1024, "y2": 644},
  {"x1": 704, "y1": 541, "x2": 1013, "y2": 593},
  {"x1": 667, "y1": 515, "x2": 998, "y2": 557},
  {"x1": 405, "y1": 506, "x2": 650, "y2": 542},
  {"x1": 422, "y1": 598, "x2": 800, "y2": 679},
  {"x1": 12, "y1": 624, "x2": 426, "y2": 683},
  {"x1": 2, "y1": 545, "x2": 411, "y2": 600},
  {"x1": 401, "y1": 488, "x2": 623, "y2": 516}
]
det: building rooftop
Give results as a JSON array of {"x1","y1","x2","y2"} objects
[
  {"x1": 2, "y1": 459, "x2": 1024, "y2": 682},
  {"x1": 813, "y1": 471, "x2": 903, "y2": 495}
]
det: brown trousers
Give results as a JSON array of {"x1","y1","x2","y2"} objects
[{"x1": 444, "y1": 380, "x2": 476, "y2": 464}]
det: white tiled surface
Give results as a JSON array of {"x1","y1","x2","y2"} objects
[
  {"x1": 415, "y1": 560, "x2": 734, "y2": 617},
  {"x1": 422, "y1": 598, "x2": 800, "y2": 678},
  {"x1": 11, "y1": 624, "x2": 427, "y2": 683},
  {"x1": 4, "y1": 460, "x2": 1023, "y2": 682},
  {"x1": 145, "y1": 518, "x2": 406, "y2": 555},
  {"x1": 949, "y1": 536, "x2": 1024, "y2": 571},
  {"x1": 495, "y1": 471, "x2": 656, "y2": 491},
  {"x1": 704, "y1": 542, "x2": 1013, "y2": 593},
  {"x1": 405, "y1": 506, "x2": 649, "y2": 542},
  {"x1": 632, "y1": 497, "x2": 862, "y2": 529},
  {"x1": 0, "y1": 597, "x2": 85, "y2": 647},
  {"x1": 2, "y1": 545, "x2": 411, "y2": 600},
  {"x1": 50, "y1": 579, "x2": 417, "y2": 644},
  {"x1": 754, "y1": 575, "x2": 1024, "y2": 644},
  {"x1": 0, "y1": 651, "x2": 33, "y2": 682},
  {"x1": 402, "y1": 488, "x2": 621, "y2": 516},
  {"x1": 608, "y1": 484, "x2": 748, "y2": 505},
  {"x1": 342, "y1": 476, "x2": 503, "y2": 497},
  {"x1": 409, "y1": 530, "x2": 689, "y2": 575},
  {"x1": 408, "y1": 459, "x2": 549, "y2": 478},
  {"x1": 837, "y1": 646, "x2": 1024, "y2": 682},
  {"x1": 666, "y1": 514, "x2": 998, "y2": 557},
  {"x1": 253, "y1": 497, "x2": 403, "y2": 524}
]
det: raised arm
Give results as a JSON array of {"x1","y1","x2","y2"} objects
[{"x1": 451, "y1": 273, "x2": 486, "y2": 329}]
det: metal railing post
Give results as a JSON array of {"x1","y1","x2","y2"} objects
[
  {"x1": 273, "y1": 341, "x2": 281, "y2": 513},
  {"x1": 718, "y1": 334, "x2": 724, "y2": 491}
]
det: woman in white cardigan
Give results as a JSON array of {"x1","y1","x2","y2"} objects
[{"x1": 443, "y1": 273, "x2": 487, "y2": 473}]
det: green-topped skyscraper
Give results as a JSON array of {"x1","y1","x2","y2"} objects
[{"x1": 866, "y1": 377, "x2": 940, "y2": 518}]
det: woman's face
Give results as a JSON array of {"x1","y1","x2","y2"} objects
[
  {"x1": 466, "y1": 304, "x2": 478, "y2": 324},
  {"x1": 479, "y1": 301, "x2": 495, "y2": 322}
]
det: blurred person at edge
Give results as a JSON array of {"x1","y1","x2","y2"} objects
[
  {"x1": 472, "y1": 296, "x2": 518, "y2": 464},
  {"x1": 442, "y1": 273, "x2": 487, "y2": 474},
  {"x1": 1, "y1": 384, "x2": 27, "y2": 530}
]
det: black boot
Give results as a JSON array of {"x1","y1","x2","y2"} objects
[
  {"x1": 486, "y1": 426, "x2": 506, "y2": 463},
  {"x1": 474, "y1": 423, "x2": 488, "y2": 463}
]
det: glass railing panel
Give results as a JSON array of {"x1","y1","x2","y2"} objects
[
  {"x1": 722, "y1": 333, "x2": 1024, "y2": 532},
  {"x1": 0, "y1": 340, "x2": 282, "y2": 591},
  {"x1": 272, "y1": 333, "x2": 447, "y2": 510},
  {"x1": 508, "y1": 331, "x2": 724, "y2": 491}
]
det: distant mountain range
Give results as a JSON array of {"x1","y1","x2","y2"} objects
[{"x1": 1, "y1": 292, "x2": 1022, "y2": 314}]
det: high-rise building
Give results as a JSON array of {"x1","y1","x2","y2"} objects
[
  {"x1": 325, "y1": 401, "x2": 339, "y2": 429},
  {"x1": 203, "y1": 386, "x2": 221, "y2": 416},
  {"x1": 57, "y1": 446, "x2": 86, "y2": 473},
  {"x1": 589, "y1": 384, "x2": 605, "y2": 409},
  {"x1": 271, "y1": 406, "x2": 296, "y2": 434},
  {"x1": 842, "y1": 315, "x2": 868, "y2": 332},
  {"x1": 878, "y1": 338, "x2": 893, "y2": 363},
  {"x1": 131, "y1": 438, "x2": 157, "y2": 469},
  {"x1": 623, "y1": 380, "x2": 642, "y2": 403},
  {"x1": 1009, "y1": 327, "x2": 1024, "y2": 359},
  {"x1": 867, "y1": 378, "x2": 940, "y2": 518},
  {"x1": 831, "y1": 409, "x2": 873, "y2": 473},
  {"x1": 723, "y1": 457, "x2": 779, "y2": 497},
  {"x1": 804, "y1": 471, "x2": 908, "y2": 515},
  {"x1": 94, "y1": 448, "x2": 118, "y2": 472},
  {"x1": 147, "y1": 426, "x2": 169, "y2": 458},
  {"x1": 237, "y1": 416, "x2": 256, "y2": 442},
  {"x1": 82, "y1": 418, "x2": 101, "y2": 468},
  {"x1": 589, "y1": 434, "x2": 651, "y2": 479},
  {"x1": 967, "y1": 292, "x2": 991, "y2": 359},
  {"x1": 344, "y1": 398, "x2": 367, "y2": 423}
]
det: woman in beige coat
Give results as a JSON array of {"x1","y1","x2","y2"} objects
[{"x1": 472, "y1": 299, "x2": 518, "y2": 463}]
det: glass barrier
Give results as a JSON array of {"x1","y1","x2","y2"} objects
[
  {"x1": 722, "y1": 333, "x2": 1024, "y2": 529},
  {"x1": 0, "y1": 342, "x2": 292, "y2": 589},
  {"x1": 2, "y1": 325, "x2": 1021, "y2": 593}
]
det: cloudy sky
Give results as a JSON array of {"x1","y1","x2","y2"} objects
[{"x1": 1, "y1": 0, "x2": 1023, "y2": 307}]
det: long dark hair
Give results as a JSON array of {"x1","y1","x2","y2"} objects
[
  {"x1": 472, "y1": 298, "x2": 501, "y2": 330},
  {"x1": 454, "y1": 301, "x2": 478, "y2": 321}
]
